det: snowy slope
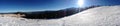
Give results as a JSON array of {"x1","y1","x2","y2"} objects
[
  {"x1": 63, "y1": 6, "x2": 120, "y2": 26},
  {"x1": 1, "y1": 5, "x2": 120, "y2": 26},
  {"x1": 0, "y1": 17, "x2": 63, "y2": 26}
]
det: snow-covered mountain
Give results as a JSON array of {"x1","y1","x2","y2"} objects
[
  {"x1": 0, "y1": 5, "x2": 120, "y2": 26},
  {"x1": 62, "y1": 5, "x2": 120, "y2": 26}
]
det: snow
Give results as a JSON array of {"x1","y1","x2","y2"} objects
[
  {"x1": 0, "y1": 17, "x2": 63, "y2": 26},
  {"x1": 63, "y1": 6, "x2": 120, "y2": 26},
  {"x1": 1, "y1": 5, "x2": 120, "y2": 26}
]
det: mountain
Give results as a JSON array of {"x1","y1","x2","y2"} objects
[
  {"x1": 22, "y1": 7, "x2": 84, "y2": 19},
  {"x1": 11, "y1": 5, "x2": 101, "y2": 19},
  {"x1": 62, "y1": 5, "x2": 120, "y2": 26},
  {"x1": 1, "y1": 5, "x2": 120, "y2": 26}
]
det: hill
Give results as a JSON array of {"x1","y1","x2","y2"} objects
[{"x1": 63, "y1": 5, "x2": 120, "y2": 26}]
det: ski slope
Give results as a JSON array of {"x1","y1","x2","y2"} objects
[
  {"x1": 0, "y1": 17, "x2": 63, "y2": 26},
  {"x1": 63, "y1": 6, "x2": 120, "y2": 26},
  {"x1": 0, "y1": 5, "x2": 120, "y2": 26}
]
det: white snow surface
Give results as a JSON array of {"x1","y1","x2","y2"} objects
[{"x1": 1, "y1": 6, "x2": 120, "y2": 26}]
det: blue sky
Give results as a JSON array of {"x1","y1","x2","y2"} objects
[
  {"x1": 0, "y1": 0, "x2": 78, "y2": 13},
  {"x1": 84, "y1": 0, "x2": 120, "y2": 6},
  {"x1": 0, "y1": 0, "x2": 120, "y2": 13}
]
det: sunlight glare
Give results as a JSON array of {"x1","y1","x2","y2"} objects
[{"x1": 77, "y1": 0, "x2": 84, "y2": 7}]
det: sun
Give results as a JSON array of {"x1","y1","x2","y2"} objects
[{"x1": 77, "y1": 0, "x2": 84, "y2": 7}]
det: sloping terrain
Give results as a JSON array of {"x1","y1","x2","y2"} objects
[
  {"x1": 0, "y1": 5, "x2": 120, "y2": 26},
  {"x1": 63, "y1": 5, "x2": 120, "y2": 26},
  {"x1": 0, "y1": 17, "x2": 64, "y2": 26}
]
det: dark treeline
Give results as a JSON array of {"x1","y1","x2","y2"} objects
[{"x1": 13, "y1": 5, "x2": 101, "y2": 19}]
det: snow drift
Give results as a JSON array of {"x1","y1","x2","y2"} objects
[
  {"x1": 0, "y1": 5, "x2": 120, "y2": 26},
  {"x1": 63, "y1": 5, "x2": 120, "y2": 26}
]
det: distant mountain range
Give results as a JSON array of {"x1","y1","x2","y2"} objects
[{"x1": 0, "y1": 5, "x2": 101, "y2": 19}]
